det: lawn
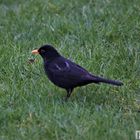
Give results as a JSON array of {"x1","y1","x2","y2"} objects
[{"x1": 0, "y1": 0, "x2": 140, "y2": 139}]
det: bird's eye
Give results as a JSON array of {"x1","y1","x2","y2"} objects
[{"x1": 40, "y1": 49, "x2": 46, "y2": 53}]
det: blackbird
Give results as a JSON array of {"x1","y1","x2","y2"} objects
[{"x1": 32, "y1": 44, "x2": 123, "y2": 100}]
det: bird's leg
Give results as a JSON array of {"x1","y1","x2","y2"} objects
[{"x1": 65, "y1": 88, "x2": 73, "y2": 101}]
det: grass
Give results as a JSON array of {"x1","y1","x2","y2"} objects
[{"x1": 0, "y1": 0, "x2": 140, "y2": 139}]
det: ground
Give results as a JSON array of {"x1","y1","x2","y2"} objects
[{"x1": 0, "y1": 0, "x2": 140, "y2": 139}]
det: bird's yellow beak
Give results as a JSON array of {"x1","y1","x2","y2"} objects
[{"x1": 32, "y1": 49, "x2": 39, "y2": 54}]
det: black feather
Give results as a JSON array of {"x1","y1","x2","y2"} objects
[{"x1": 33, "y1": 44, "x2": 123, "y2": 100}]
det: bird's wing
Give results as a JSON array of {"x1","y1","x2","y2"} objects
[
  {"x1": 45, "y1": 57, "x2": 98, "y2": 88},
  {"x1": 48, "y1": 57, "x2": 89, "y2": 78}
]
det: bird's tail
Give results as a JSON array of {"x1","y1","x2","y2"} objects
[{"x1": 91, "y1": 75, "x2": 123, "y2": 86}]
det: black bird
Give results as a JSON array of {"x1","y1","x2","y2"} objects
[{"x1": 32, "y1": 44, "x2": 123, "y2": 100}]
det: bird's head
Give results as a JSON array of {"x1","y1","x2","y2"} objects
[{"x1": 32, "y1": 44, "x2": 60, "y2": 61}]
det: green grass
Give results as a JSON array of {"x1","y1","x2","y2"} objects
[{"x1": 0, "y1": 0, "x2": 140, "y2": 139}]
